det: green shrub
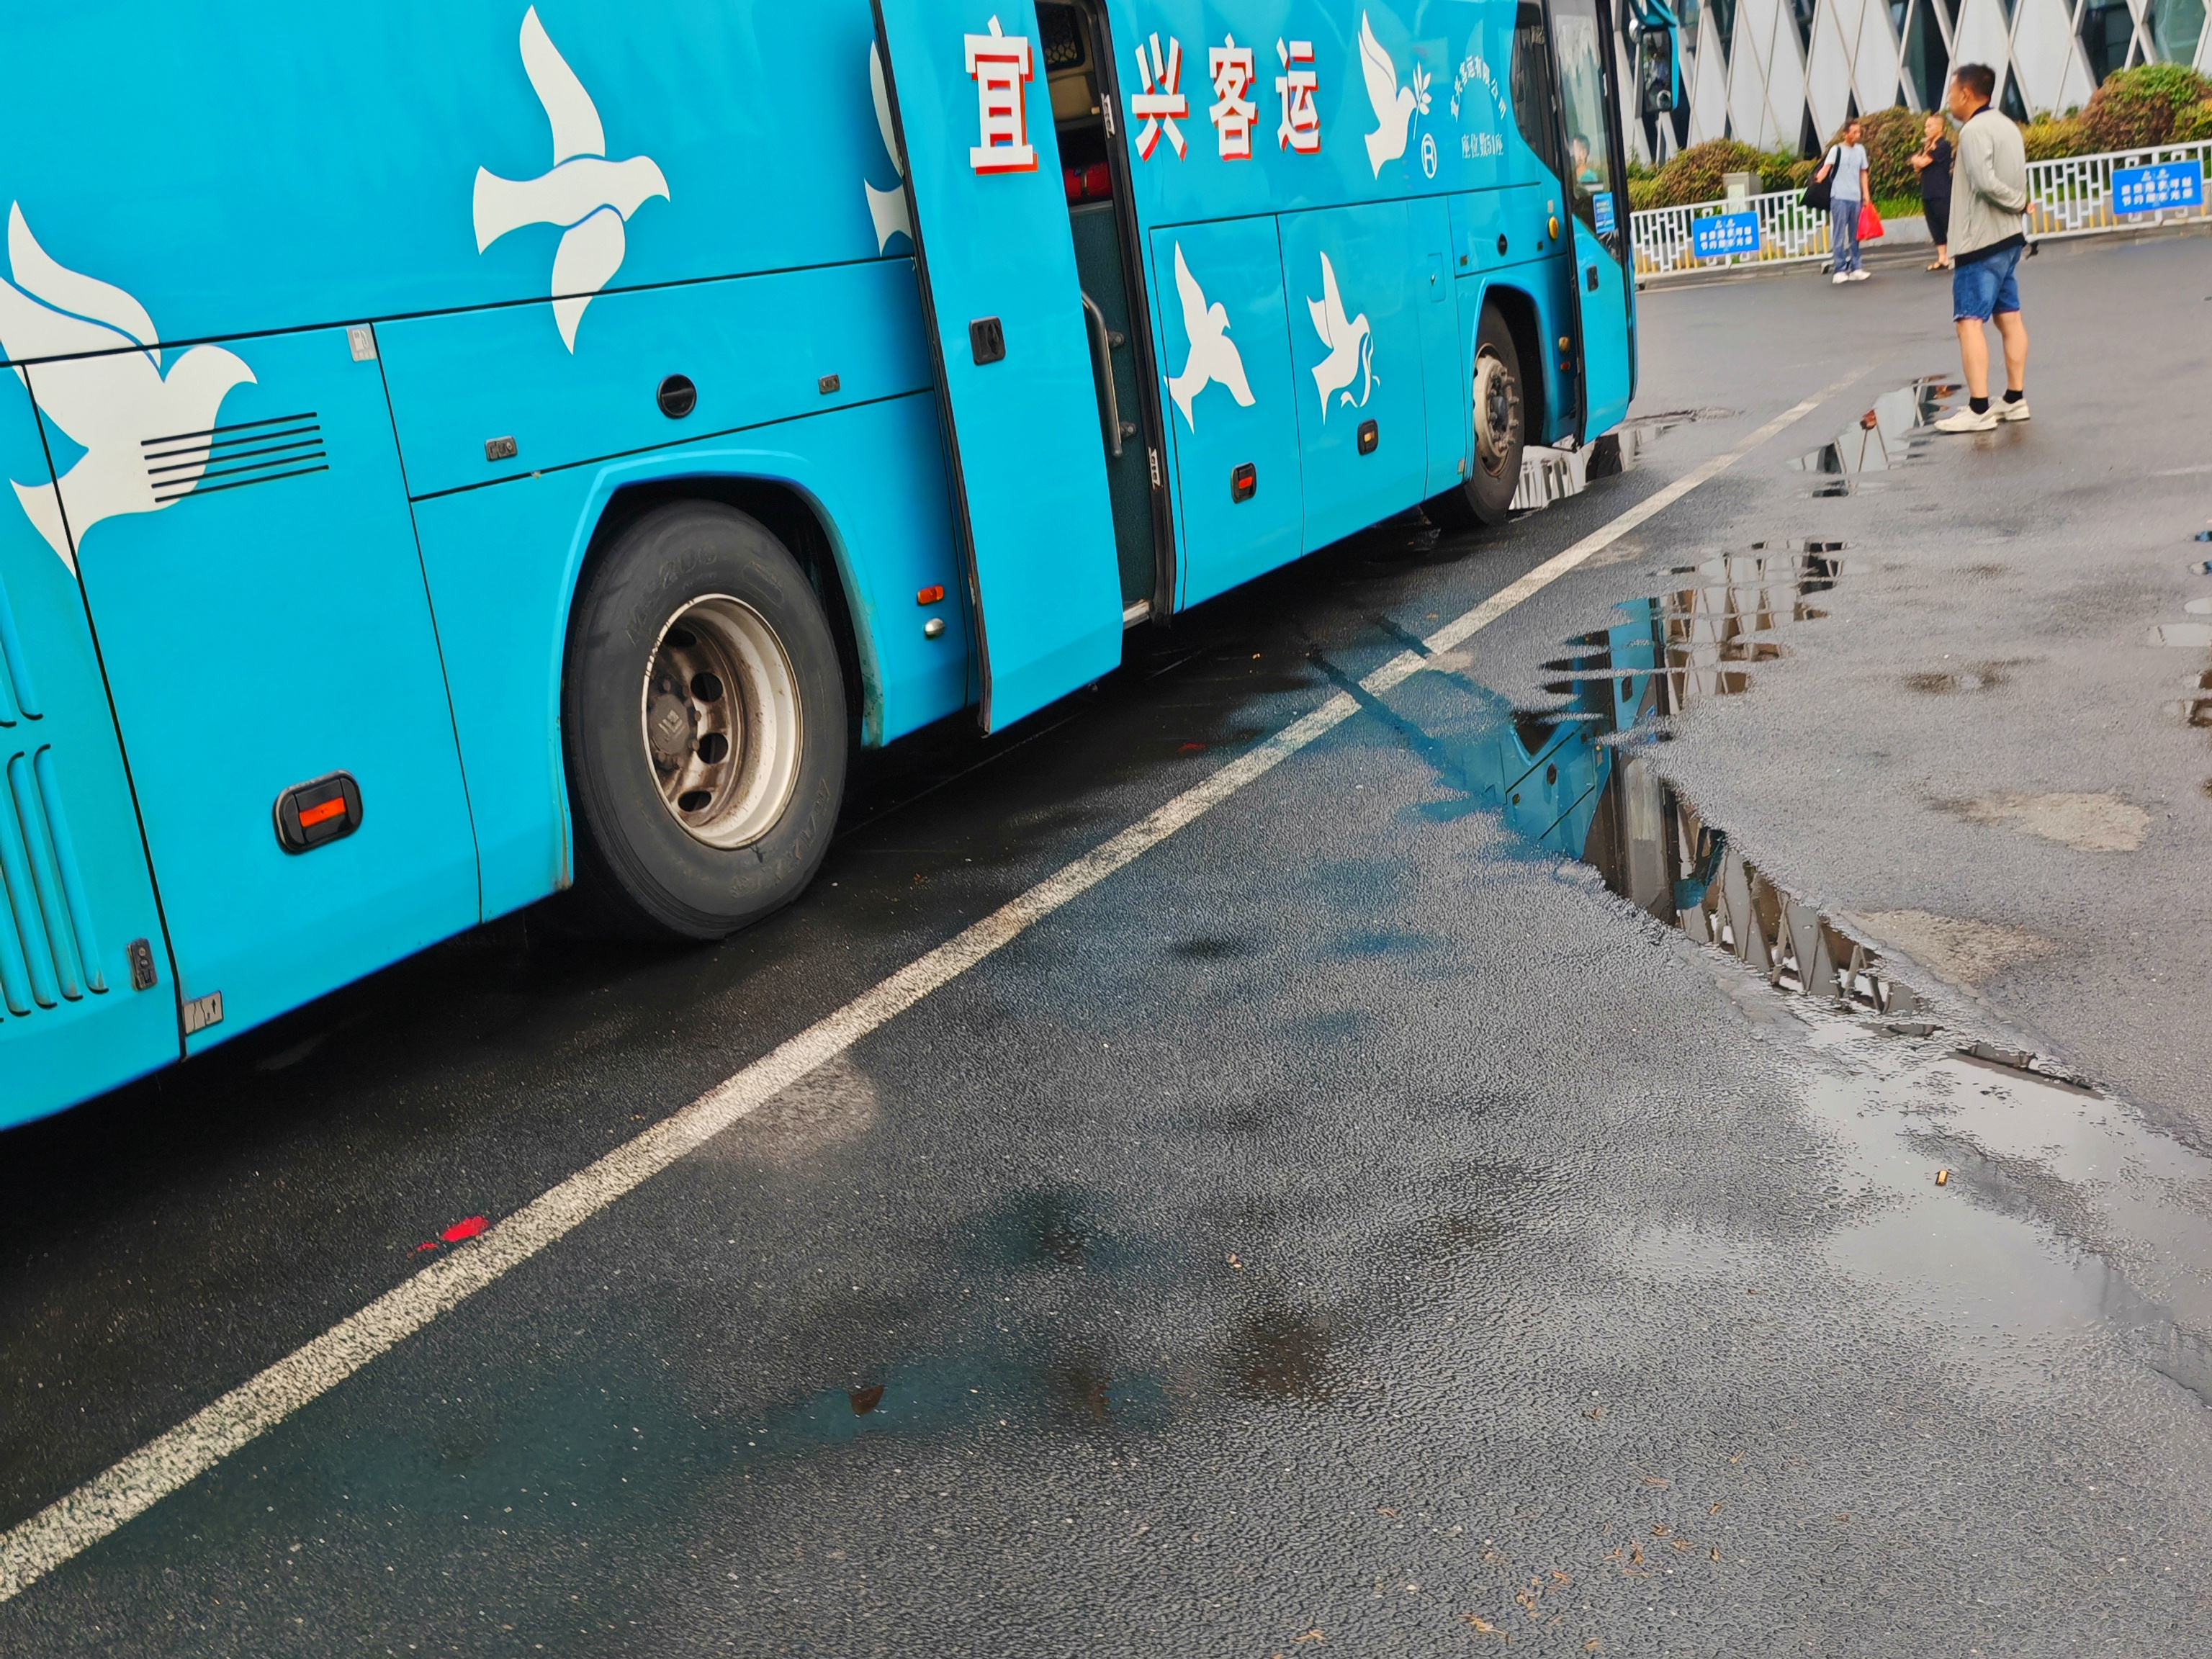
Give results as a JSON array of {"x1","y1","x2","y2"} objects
[
  {"x1": 1640, "y1": 139, "x2": 1773, "y2": 207},
  {"x1": 1627, "y1": 176, "x2": 1663, "y2": 212},
  {"x1": 2174, "y1": 99, "x2": 2212, "y2": 143},
  {"x1": 2080, "y1": 63, "x2": 2212, "y2": 152},
  {"x1": 2021, "y1": 114, "x2": 2089, "y2": 161}
]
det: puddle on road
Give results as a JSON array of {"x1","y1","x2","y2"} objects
[
  {"x1": 1789, "y1": 377, "x2": 1957, "y2": 494},
  {"x1": 1458, "y1": 543, "x2": 1926, "y2": 1019},
  {"x1": 1440, "y1": 545, "x2": 2212, "y2": 1405}
]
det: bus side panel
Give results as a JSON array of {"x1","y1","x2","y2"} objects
[
  {"x1": 52, "y1": 328, "x2": 480, "y2": 1055},
  {"x1": 0, "y1": 382, "x2": 179, "y2": 1126},
  {"x1": 375, "y1": 264, "x2": 933, "y2": 501},
  {"x1": 408, "y1": 395, "x2": 970, "y2": 921},
  {"x1": 0, "y1": 2, "x2": 893, "y2": 347},
  {"x1": 1276, "y1": 202, "x2": 1429, "y2": 553},
  {"x1": 1146, "y1": 222, "x2": 1303, "y2": 611},
  {"x1": 1408, "y1": 197, "x2": 1467, "y2": 500}
]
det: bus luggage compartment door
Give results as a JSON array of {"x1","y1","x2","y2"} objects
[
  {"x1": 0, "y1": 380, "x2": 179, "y2": 1124},
  {"x1": 46, "y1": 325, "x2": 479, "y2": 1053},
  {"x1": 873, "y1": 0, "x2": 1125, "y2": 731}
]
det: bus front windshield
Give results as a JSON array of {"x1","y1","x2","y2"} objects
[{"x1": 1550, "y1": 0, "x2": 1620, "y2": 248}]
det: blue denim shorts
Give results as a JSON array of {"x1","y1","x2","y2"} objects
[{"x1": 1953, "y1": 245, "x2": 2023, "y2": 321}]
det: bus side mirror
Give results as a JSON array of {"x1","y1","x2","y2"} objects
[{"x1": 1637, "y1": 29, "x2": 1676, "y2": 117}]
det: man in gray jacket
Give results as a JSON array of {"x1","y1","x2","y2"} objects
[{"x1": 1935, "y1": 63, "x2": 2031, "y2": 433}]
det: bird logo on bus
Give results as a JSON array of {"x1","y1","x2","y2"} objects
[
  {"x1": 0, "y1": 204, "x2": 254, "y2": 570},
  {"x1": 472, "y1": 7, "x2": 670, "y2": 352},
  {"x1": 1307, "y1": 252, "x2": 1376, "y2": 418},
  {"x1": 1165, "y1": 244, "x2": 1254, "y2": 431},
  {"x1": 1357, "y1": 12, "x2": 1431, "y2": 178}
]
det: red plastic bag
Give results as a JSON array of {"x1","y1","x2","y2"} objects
[{"x1": 1858, "y1": 199, "x2": 1884, "y2": 240}]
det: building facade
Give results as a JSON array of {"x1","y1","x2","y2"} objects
[{"x1": 1629, "y1": 0, "x2": 2212, "y2": 161}]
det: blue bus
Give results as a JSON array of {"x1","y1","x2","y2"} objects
[{"x1": 0, "y1": 0, "x2": 1642, "y2": 1125}]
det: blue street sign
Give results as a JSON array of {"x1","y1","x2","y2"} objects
[
  {"x1": 2111, "y1": 159, "x2": 2204, "y2": 215},
  {"x1": 1691, "y1": 210, "x2": 1760, "y2": 259}
]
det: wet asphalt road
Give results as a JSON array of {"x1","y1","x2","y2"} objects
[{"x1": 4, "y1": 228, "x2": 2212, "y2": 1655}]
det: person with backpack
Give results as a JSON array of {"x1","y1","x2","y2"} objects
[
  {"x1": 1933, "y1": 64, "x2": 2032, "y2": 432},
  {"x1": 1814, "y1": 118, "x2": 1871, "y2": 284}
]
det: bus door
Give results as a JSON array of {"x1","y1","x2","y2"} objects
[
  {"x1": 0, "y1": 382, "x2": 178, "y2": 1123},
  {"x1": 37, "y1": 325, "x2": 480, "y2": 1053},
  {"x1": 1038, "y1": 1, "x2": 1174, "y2": 622},
  {"x1": 873, "y1": 0, "x2": 1127, "y2": 730},
  {"x1": 1549, "y1": 0, "x2": 1635, "y2": 435}
]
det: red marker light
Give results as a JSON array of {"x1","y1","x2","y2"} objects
[
  {"x1": 916, "y1": 584, "x2": 945, "y2": 606},
  {"x1": 298, "y1": 796, "x2": 349, "y2": 830}
]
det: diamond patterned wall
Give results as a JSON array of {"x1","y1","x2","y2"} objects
[{"x1": 1625, "y1": 0, "x2": 2211, "y2": 163}]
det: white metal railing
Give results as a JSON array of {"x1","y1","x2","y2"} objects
[
  {"x1": 1629, "y1": 185, "x2": 1834, "y2": 276},
  {"x1": 1629, "y1": 137, "x2": 2212, "y2": 278},
  {"x1": 2021, "y1": 136, "x2": 2212, "y2": 237}
]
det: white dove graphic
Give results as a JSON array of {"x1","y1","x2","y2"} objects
[
  {"x1": 1357, "y1": 12, "x2": 1432, "y2": 179},
  {"x1": 1306, "y1": 253, "x2": 1375, "y2": 419},
  {"x1": 1164, "y1": 244, "x2": 1254, "y2": 432},
  {"x1": 0, "y1": 204, "x2": 254, "y2": 572},
  {"x1": 865, "y1": 42, "x2": 914, "y2": 254},
  {"x1": 473, "y1": 6, "x2": 669, "y2": 351}
]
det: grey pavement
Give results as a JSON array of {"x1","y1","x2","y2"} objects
[{"x1": 2, "y1": 228, "x2": 2209, "y2": 1656}]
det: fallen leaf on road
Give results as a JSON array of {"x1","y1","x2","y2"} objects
[
  {"x1": 1709, "y1": 1501, "x2": 1723, "y2": 1514},
  {"x1": 848, "y1": 1384, "x2": 886, "y2": 1416},
  {"x1": 1672, "y1": 1538, "x2": 1693, "y2": 1552},
  {"x1": 1550, "y1": 1570, "x2": 1570, "y2": 1586},
  {"x1": 1292, "y1": 1630, "x2": 1324, "y2": 1643},
  {"x1": 1642, "y1": 1476, "x2": 1668, "y2": 1488},
  {"x1": 1463, "y1": 1614, "x2": 1496, "y2": 1632}
]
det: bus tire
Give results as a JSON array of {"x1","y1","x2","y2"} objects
[
  {"x1": 562, "y1": 500, "x2": 848, "y2": 941},
  {"x1": 1424, "y1": 306, "x2": 1527, "y2": 531}
]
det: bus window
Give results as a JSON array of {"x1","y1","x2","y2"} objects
[
  {"x1": 1550, "y1": 0, "x2": 1621, "y2": 252},
  {"x1": 1511, "y1": 4, "x2": 1565, "y2": 183}
]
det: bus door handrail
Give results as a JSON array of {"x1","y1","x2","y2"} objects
[{"x1": 1079, "y1": 291, "x2": 1125, "y2": 460}]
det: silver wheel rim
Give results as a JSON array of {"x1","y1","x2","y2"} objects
[
  {"x1": 1473, "y1": 347, "x2": 1521, "y2": 479},
  {"x1": 640, "y1": 595, "x2": 803, "y2": 850}
]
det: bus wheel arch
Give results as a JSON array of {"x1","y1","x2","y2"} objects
[
  {"x1": 1426, "y1": 291, "x2": 1537, "y2": 531},
  {"x1": 585, "y1": 476, "x2": 868, "y2": 745},
  {"x1": 559, "y1": 495, "x2": 850, "y2": 940}
]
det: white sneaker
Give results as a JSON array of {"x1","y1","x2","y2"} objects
[
  {"x1": 1848, "y1": 269, "x2": 1870, "y2": 281},
  {"x1": 1935, "y1": 405, "x2": 2000, "y2": 433},
  {"x1": 1997, "y1": 397, "x2": 2031, "y2": 422},
  {"x1": 1832, "y1": 271, "x2": 1850, "y2": 284}
]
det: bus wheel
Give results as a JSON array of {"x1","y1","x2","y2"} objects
[
  {"x1": 562, "y1": 501, "x2": 848, "y2": 940},
  {"x1": 1424, "y1": 307, "x2": 1527, "y2": 530}
]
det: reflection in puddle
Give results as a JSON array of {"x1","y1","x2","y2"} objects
[
  {"x1": 1466, "y1": 551, "x2": 1922, "y2": 1020},
  {"x1": 1802, "y1": 1028, "x2": 2212, "y2": 1404},
  {"x1": 1789, "y1": 377, "x2": 1956, "y2": 494},
  {"x1": 1448, "y1": 549, "x2": 2212, "y2": 1404}
]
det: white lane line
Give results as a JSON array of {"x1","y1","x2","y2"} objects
[{"x1": 0, "y1": 361, "x2": 1871, "y2": 1604}]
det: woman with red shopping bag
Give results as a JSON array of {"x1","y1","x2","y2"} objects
[{"x1": 1813, "y1": 119, "x2": 1872, "y2": 284}]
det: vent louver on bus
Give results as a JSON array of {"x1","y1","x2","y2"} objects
[
  {"x1": 0, "y1": 745, "x2": 108, "y2": 1018},
  {"x1": 142, "y1": 412, "x2": 328, "y2": 503}
]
